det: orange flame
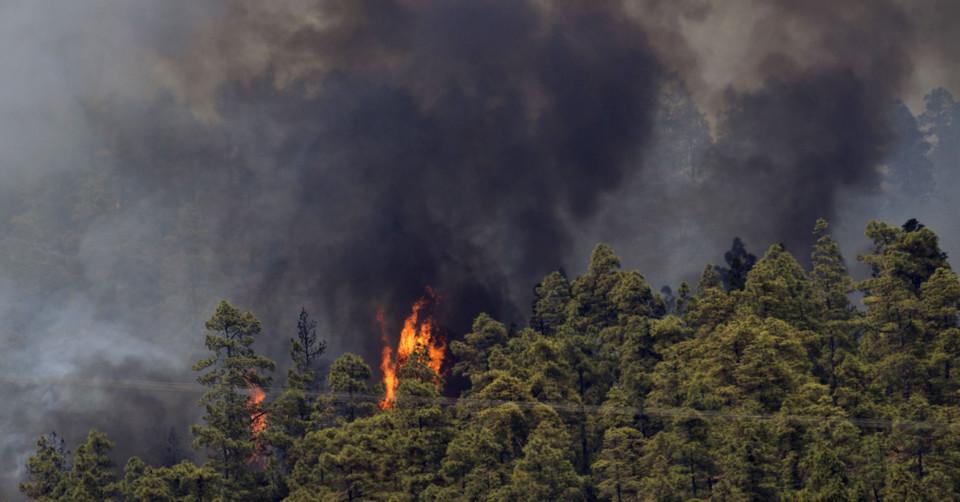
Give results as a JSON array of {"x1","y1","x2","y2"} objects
[
  {"x1": 378, "y1": 288, "x2": 446, "y2": 409},
  {"x1": 377, "y1": 309, "x2": 398, "y2": 408},
  {"x1": 247, "y1": 370, "x2": 267, "y2": 467}
]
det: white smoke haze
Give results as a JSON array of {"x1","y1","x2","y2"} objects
[{"x1": 2, "y1": 0, "x2": 960, "y2": 498}]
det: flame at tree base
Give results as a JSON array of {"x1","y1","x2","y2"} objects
[
  {"x1": 379, "y1": 288, "x2": 446, "y2": 409},
  {"x1": 247, "y1": 370, "x2": 267, "y2": 467}
]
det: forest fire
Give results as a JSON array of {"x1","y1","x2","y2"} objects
[
  {"x1": 378, "y1": 288, "x2": 446, "y2": 409},
  {"x1": 247, "y1": 371, "x2": 267, "y2": 467}
]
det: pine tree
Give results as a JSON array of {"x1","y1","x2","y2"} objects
[
  {"x1": 509, "y1": 419, "x2": 583, "y2": 500},
  {"x1": 715, "y1": 237, "x2": 757, "y2": 291},
  {"x1": 687, "y1": 264, "x2": 735, "y2": 333},
  {"x1": 796, "y1": 423, "x2": 858, "y2": 501},
  {"x1": 120, "y1": 457, "x2": 177, "y2": 502},
  {"x1": 673, "y1": 281, "x2": 693, "y2": 316},
  {"x1": 388, "y1": 345, "x2": 454, "y2": 498},
  {"x1": 531, "y1": 270, "x2": 571, "y2": 336},
  {"x1": 810, "y1": 218, "x2": 857, "y2": 395},
  {"x1": 301, "y1": 418, "x2": 388, "y2": 500},
  {"x1": 427, "y1": 423, "x2": 507, "y2": 501},
  {"x1": 919, "y1": 268, "x2": 960, "y2": 404},
  {"x1": 887, "y1": 101, "x2": 935, "y2": 202},
  {"x1": 858, "y1": 221, "x2": 949, "y2": 401},
  {"x1": 263, "y1": 310, "x2": 328, "y2": 498},
  {"x1": 327, "y1": 352, "x2": 374, "y2": 422},
  {"x1": 592, "y1": 427, "x2": 645, "y2": 501},
  {"x1": 740, "y1": 244, "x2": 821, "y2": 331},
  {"x1": 450, "y1": 313, "x2": 509, "y2": 395},
  {"x1": 711, "y1": 421, "x2": 779, "y2": 501},
  {"x1": 19, "y1": 431, "x2": 70, "y2": 501},
  {"x1": 65, "y1": 429, "x2": 119, "y2": 502},
  {"x1": 190, "y1": 300, "x2": 276, "y2": 498},
  {"x1": 292, "y1": 307, "x2": 326, "y2": 390}
]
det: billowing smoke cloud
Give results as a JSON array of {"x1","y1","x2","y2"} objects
[
  {"x1": 131, "y1": 0, "x2": 666, "y2": 335},
  {"x1": 682, "y1": 0, "x2": 916, "y2": 257},
  {"x1": 693, "y1": 68, "x2": 896, "y2": 257},
  {"x1": 2, "y1": 0, "x2": 960, "y2": 498},
  {"x1": 586, "y1": 0, "x2": 946, "y2": 277},
  {"x1": 3, "y1": 1, "x2": 666, "y2": 494}
]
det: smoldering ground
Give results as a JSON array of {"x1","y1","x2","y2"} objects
[{"x1": 2, "y1": 0, "x2": 960, "y2": 498}]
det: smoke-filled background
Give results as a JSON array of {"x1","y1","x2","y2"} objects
[{"x1": 2, "y1": 0, "x2": 960, "y2": 496}]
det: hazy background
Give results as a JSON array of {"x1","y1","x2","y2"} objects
[{"x1": 2, "y1": 0, "x2": 959, "y2": 497}]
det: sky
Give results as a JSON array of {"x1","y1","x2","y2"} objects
[{"x1": 1, "y1": 0, "x2": 959, "y2": 497}]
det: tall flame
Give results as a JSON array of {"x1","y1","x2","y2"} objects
[
  {"x1": 377, "y1": 308, "x2": 397, "y2": 408},
  {"x1": 379, "y1": 288, "x2": 446, "y2": 409},
  {"x1": 247, "y1": 370, "x2": 267, "y2": 467}
]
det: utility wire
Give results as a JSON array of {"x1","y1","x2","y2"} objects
[
  {"x1": 0, "y1": 372, "x2": 207, "y2": 393},
  {"x1": 1, "y1": 372, "x2": 956, "y2": 431}
]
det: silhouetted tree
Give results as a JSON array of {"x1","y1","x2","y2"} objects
[
  {"x1": 715, "y1": 237, "x2": 757, "y2": 291},
  {"x1": 293, "y1": 307, "x2": 326, "y2": 390}
]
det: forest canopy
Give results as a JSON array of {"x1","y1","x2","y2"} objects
[
  {"x1": 5, "y1": 1, "x2": 960, "y2": 500},
  {"x1": 18, "y1": 217, "x2": 960, "y2": 501}
]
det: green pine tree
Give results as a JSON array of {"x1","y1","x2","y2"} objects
[
  {"x1": 19, "y1": 431, "x2": 70, "y2": 501},
  {"x1": 64, "y1": 429, "x2": 119, "y2": 502},
  {"x1": 509, "y1": 419, "x2": 583, "y2": 501},
  {"x1": 190, "y1": 300, "x2": 276, "y2": 499}
]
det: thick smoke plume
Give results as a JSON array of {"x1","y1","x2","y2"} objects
[
  {"x1": 143, "y1": 0, "x2": 665, "y2": 336},
  {"x1": 2, "y1": 0, "x2": 960, "y2": 498},
  {"x1": 680, "y1": 0, "x2": 917, "y2": 258},
  {"x1": 589, "y1": 0, "x2": 952, "y2": 277}
]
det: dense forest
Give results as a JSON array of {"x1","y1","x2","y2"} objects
[
  {"x1": 5, "y1": 2, "x2": 960, "y2": 500},
  {"x1": 17, "y1": 216, "x2": 960, "y2": 501}
]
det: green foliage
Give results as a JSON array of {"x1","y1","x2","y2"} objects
[
  {"x1": 811, "y1": 218, "x2": 854, "y2": 315},
  {"x1": 740, "y1": 244, "x2": 821, "y2": 330},
  {"x1": 688, "y1": 264, "x2": 735, "y2": 333},
  {"x1": 290, "y1": 307, "x2": 326, "y2": 392},
  {"x1": 262, "y1": 309, "x2": 329, "y2": 499},
  {"x1": 861, "y1": 219, "x2": 948, "y2": 291},
  {"x1": 450, "y1": 313, "x2": 509, "y2": 395},
  {"x1": 857, "y1": 220, "x2": 957, "y2": 404},
  {"x1": 588, "y1": 243, "x2": 621, "y2": 276},
  {"x1": 191, "y1": 300, "x2": 277, "y2": 498},
  {"x1": 592, "y1": 427, "x2": 645, "y2": 501},
  {"x1": 26, "y1": 220, "x2": 960, "y2": 501},
  {"x1": 530, "y1": 271, "x2": 571, "y2": 336},
  {"x1": 509, "y1": 419, "x2": 582, "y2": 500},
  {"x1": 19, "y1": 432, "x2": 69, "y2": 501},
  {"x1": 65, "y1": 429, "x2": 119, "y2": 502},
  {"x1": 327, "y1": 352, "x2": 375, "y2": 422}
]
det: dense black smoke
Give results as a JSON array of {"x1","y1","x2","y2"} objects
[
  {"x1": 133, "y1": 0, "x2": 665, "y2": 337},
  {"x1": 693, "y1": 0, "x2": 916, "y2": 259},
  {"x1": 3, "y1": 0, "x2": 960, "y2": 498},
  {"x1": 695, "y1": 68, "x2": 896, "y2": 257},
  {"x1": 588, "y1": 0, "x2": 943, "y2": 276}
]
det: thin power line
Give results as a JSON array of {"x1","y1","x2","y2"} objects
[
  {"x1": 0, "y1": 372, "x2": 207, "y2": 393},
  {"x1": 1, "y1": 372, "x2": 955, "y2": 431}
]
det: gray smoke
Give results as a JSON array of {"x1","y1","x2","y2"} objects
[
  {"x1": 123, "y1": 0, "x2": 666, "y2": 337},
  {"x1": 2, "y1": 0, "x2": 960, "y2": 498},
  {"x1": 581, "y1": 0, "x2": 953, "y2": 279}
]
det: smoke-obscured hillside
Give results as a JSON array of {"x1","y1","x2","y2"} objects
[{"x1": 2, "y1": 0, "x2": 960, "y2": 498}]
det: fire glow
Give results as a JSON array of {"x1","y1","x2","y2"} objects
[
  {"x1": 378, "y1": 288, "x2": 446, "y2": 409},
  {"x1": 247, "y1": 370, "x2": 267, "y2": 467}
]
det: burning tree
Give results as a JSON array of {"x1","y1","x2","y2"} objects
[
  {"x1": 191, "y1": 300, "x2": 276, "y2": 499},
  {"x1": 378, "y1": 289, "x2": 446, "y2": 409}
]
